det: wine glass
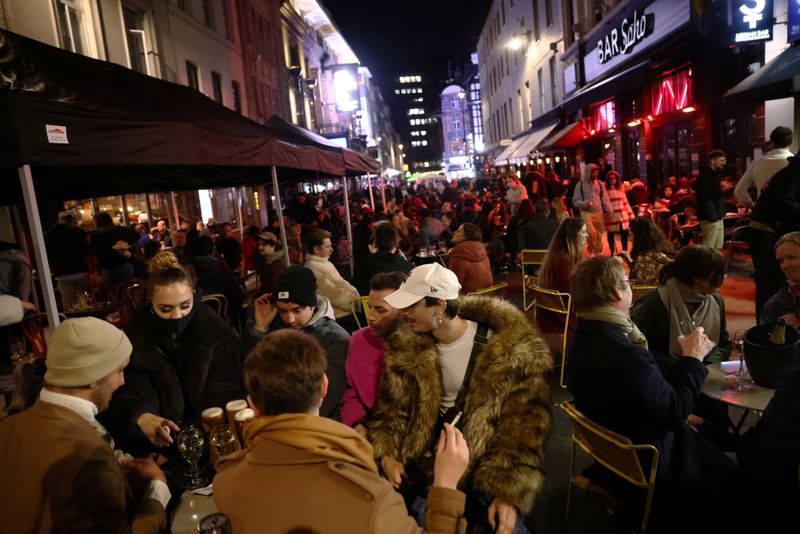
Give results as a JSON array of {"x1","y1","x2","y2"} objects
[
  {"x1": 731, "y1": 330, "x2": 752, "y2": 391},
  {"x1": 210, "y1": 425, "x2": 238, "y2": 458},
  {"x1": 679, "y1": 318, "x2": 697, "y2": 337},
  {"x1": 176, "y1": 423, "x2": 207, "y2": 489}
]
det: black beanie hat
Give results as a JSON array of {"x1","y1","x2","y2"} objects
[{"x1": 275, "y1": 266, "x2": 317, "y2": 307}]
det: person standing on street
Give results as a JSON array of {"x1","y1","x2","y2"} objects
[
  {"x1": 572, "y1": 164, "x2": 612, "y2": 255},
  {"x1": 695, "y1": 150, "x2": 728, "y2": 249},
  {"x1": 734, "y1": 126, "x2": 793, "y2": 207}
]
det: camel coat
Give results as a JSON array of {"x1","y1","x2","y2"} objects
[
  {"x1": 214, "y1": 414, "x2": 465, "y2": 533},
  {"x1": 0, "y1": 400, "x2": 165, "y2": 533}
]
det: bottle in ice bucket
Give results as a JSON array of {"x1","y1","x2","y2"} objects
[{"x1": 769, "y1": 318, "x2": 787, "y2": 345}]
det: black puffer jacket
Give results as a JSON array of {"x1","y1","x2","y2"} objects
[{"x1": 101, "y1": 301, "x2": 245, "y2": 455}]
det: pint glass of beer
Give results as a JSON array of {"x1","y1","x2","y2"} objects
[
  {"x1": 225, "y1": 399, "x2": 248, "y2": 432},
  {"x1": 201, "y1": 407, "x2": 224, "y2": 435},
  {"x1": 234, "y1": 408, "x2": 255, "y2": 447}
]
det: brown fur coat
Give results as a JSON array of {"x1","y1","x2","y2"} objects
[{"x1": 368, "y1": 295, "x2": 552, "y2": 513}]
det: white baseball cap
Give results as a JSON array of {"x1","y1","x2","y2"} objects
[{"x1": 384, "y1": 263, "x2": 461, "y2": 309}]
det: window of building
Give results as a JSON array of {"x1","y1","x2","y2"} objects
[
  {"x1": 221, "y1": 0, "x2": 231, "y2": 39},
  {"x1": 587, "y1": 99, "x2": 616, "y2": 132},
  {"x1": 232, "y1": 80, "x2": 242, "y2": 114},
  {"x1": 54, "y1": 0, "x2": 88, "y2": 54},
  {"x1": 537, "y1": 68, "x2": 545, "y2": 114},
  {"x1": 549, "y1": 56, "x2": 558, "y2": 108},
  {"x1": 451, "y1": 96, "x2": 460, "y2": 109},
  {"x1": 202, "y1": 0, "x2": 214, "y2": 28},
  {"x1": 186, "y1": 60, "x2": 199, "y2": 90},
  {"x1": 545, "y1": 0, "x2": 553, "y2": 27},
  {"x1": 533, "y1": 0, "x2": 541, "y2": 41},
  {"x1": 500, "y1": 0, "x2": 505, "y2": 26},
  {"x1": 454, "y1": 118, "x2": 461, "y2": 130},
  {"x1": 122, "y1": 5, "x2": 148, "y2": 75},
  {"x1": 211, "y1": 71, "x2": 223, "y2": 104},
  {"x1": 651, "y1": 68, "x2": 692, "y2": 116}
]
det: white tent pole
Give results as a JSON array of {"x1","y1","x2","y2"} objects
[
  {"x1": 236, "y1": 186, "x2": 245, "y2": 239},
  {"x1": 18, "y1": 165, "x2": 60, "y2": 329},
  {"x1": 366, "y1": 173, "x2": 375, "y2": 211},
  {"x1": 272, "y1": 167, "x2": 291, "y2": 267},
  {"x1": 341, "y1": 176, "x2": 354, "y2": 277},
  {"x1": 169, "y1": 191, "x2": 180, "y2": 231},
  {"x1": 379, "y1": 175, "x2": 387, "y2": 211}
]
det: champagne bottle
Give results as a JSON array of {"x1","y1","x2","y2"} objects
[{"x1": 769, "y1": 318, "x2": 787, "y2": 345}]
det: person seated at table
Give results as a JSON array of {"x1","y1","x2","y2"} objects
[
  {"x1": 631, "y1": 245, "x2": 731, "y2": 372},
  {"x1": 627, "y1": 218, "x2": 674, "y2": 285},
  {"x1": 445, "y1": 223, "x2": 492, "y2": 294},
  {"x1": 631, "y1": 245, "x2": 734, "y2": 447},
  {"x1": 0, "y1": 318, "x2": 170, "y2": 532},
  {"x1": 762, "y1": 231, "x2": 800, "y2": 327},
  {"x1": 213, "y1": 329, "x2": 469, "y2": 533},
  {"x1": 340, "y1": 271, "x2": 405, "y2": 433},
  {"x1": 518, "y1": 199, "x2": 559, "y2": 250},
  {"x1": 566, "y1": 256, "x2": 738, "y2": 532},
  {"x1": 252, "y1": 231, "x2": 285, "y2": 296},
  {"x1": 304, "y1": 228, "x2": 360, "y2": 327},
  {"x1": 353, "y1": 222, "x2": 413, "y2": 296},
  {"x1": 101, "y1": 262, "x2": 245, "y2": 456},
  {"x1": 250, "y1": 266, "x2": 349, "y2": 421},
  {"x1": 536, "y1": 217, "x2": 587, "y2": 336},
  {"x1": 737, "y1": 364, "x2": 800, "y2": 533},
  {"x1": 185, "y1": 236, "x2": 244, "y2": 325}
]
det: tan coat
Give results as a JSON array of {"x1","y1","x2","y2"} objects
[
  {"x1": 213, "y1": 414, "x2": 465, "y2": 534},
  {"x1": 0, "y1": 400, "x2": 165, "y2": 533}
]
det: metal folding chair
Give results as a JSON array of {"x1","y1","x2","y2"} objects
[{"x1": 520, "y1": 249, "x2": 547, "y2": 311}]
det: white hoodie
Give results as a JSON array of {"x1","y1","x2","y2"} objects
[{"x1": 734, "y1": 148, "x2": 794, "y2": 203}]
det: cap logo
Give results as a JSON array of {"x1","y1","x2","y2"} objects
[
  {"x1": 430, "y1": 287, "x2": 438, "y2": 293},
  {"x1": 278, "y1": 291, "x2": 289, "y2": 299}
]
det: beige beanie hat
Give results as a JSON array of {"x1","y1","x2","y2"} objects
[{"x1": 45, "y1": 317, "x2": 132, "y2": 387}]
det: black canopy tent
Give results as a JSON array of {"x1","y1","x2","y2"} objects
[{"x1": 0, "y1": 29, "x2": 374, "y2": 326}]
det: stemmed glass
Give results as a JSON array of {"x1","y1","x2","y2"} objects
[
  {"x1": 176, "y1": 423, "x2": 207, "y2": 489},
  {"x1": 210, "y1": 425, "x2": 238, "y2": 458},
  {"x1": 731, "y1": 330, "x2": 752, "y2": 391}
]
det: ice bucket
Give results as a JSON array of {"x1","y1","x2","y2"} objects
[{"x1": 743, "y1": 323, "x2": 800, "y2": 388}]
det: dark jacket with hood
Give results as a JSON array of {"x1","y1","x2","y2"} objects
[
  {"x1": 101, "y1": 300, "x2": 245, "y2": 455},
  {"x1": 353, "y1": 250, "x2": 413, "y2": 296}
]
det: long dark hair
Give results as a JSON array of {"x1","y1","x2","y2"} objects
[{"x1": 630, "y1": 218, "x2": 673, "y2": 262}]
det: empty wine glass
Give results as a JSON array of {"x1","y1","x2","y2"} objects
[{"x1": 177, "y1": 423, "x2": 206, "y2": 489}]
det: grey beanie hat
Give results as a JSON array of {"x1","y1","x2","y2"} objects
[{"x1": 45, "y1": 318, "x2": 132, "y2": 387}]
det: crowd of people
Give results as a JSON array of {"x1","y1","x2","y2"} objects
[{"x1": 0, "y1": 126, "x2": 799, "y2": 533}]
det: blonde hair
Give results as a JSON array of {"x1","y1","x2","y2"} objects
[
  {"x1": 776, "y1": 232, "x2": 800, "y2": 251},
  {"x1": 147, "y1": 250, "x2": 181, "y2": 275}
]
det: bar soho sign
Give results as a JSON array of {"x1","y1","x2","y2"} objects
[{"x1": 597, "y1": 9, "x2": 655, "y2": 64}]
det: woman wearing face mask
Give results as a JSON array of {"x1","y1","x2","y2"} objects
[{"x1": 101, "y1": 261, "x2": 245, "y2": 455}]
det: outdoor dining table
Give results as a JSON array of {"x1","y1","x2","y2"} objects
[
  {"x1": 702, "y1": 361, "x2": 776, "y2": 433},
  {"x1": 171, "y1": 491, "x2": 218, "y2": 533}
]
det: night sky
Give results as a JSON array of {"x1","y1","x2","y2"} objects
[{"x1": 323, "y1": 0, "x2": 493, "y2": 109}]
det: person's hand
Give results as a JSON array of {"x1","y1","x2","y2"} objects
[
  {"x1": 677, "y1": 326, "x2": 716, "y2": 361},
  {"x1": 780, "y1": 313, "x2": 800, "y2": 329},
  {"x1": 686, "y1": 414, "x2": 705, "y2": 433},
  {"x1": 354, "y1": 424, "x2": 368, "y2": 438},
  {"x1": 21, "y1": 301, "x2": 37, "y2": 313},
  {"x1": 615, "y1": 251, "x2": 633, "y2": 265},
  {"x1": 381, "y1": 456, "x2": 406, "y2": 488},
  {"x1": 121, "y1": 455, "x2": 167, "y2": 485},
  {"x1": 136, "y1": 413, "x2": 179, "y2": 447},
  {"x1": 254, "y1": 294, "x2": 277, "y2": 332},
  {"x1": 487, "y1": 498, "x2": 517, "y2": 534},
  {"x1": 586, "y1": 201, "x2": 595, "y2": 210},
  {"x1": 432, "y1": 423, "x2": 469, "y2": 489}
]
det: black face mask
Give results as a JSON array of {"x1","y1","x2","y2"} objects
[{"x1": 151, "y1": 301, "x2": 196, "y2": 337}]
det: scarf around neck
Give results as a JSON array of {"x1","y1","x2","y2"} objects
[
  {"x1": 244, "y1": 413, "x2": 378, "y2": 474},
  {"x1": 658, "y1": 278, "x2": 721, "y2": 359},
  {"x1": 579, "y1": 305, "x2": 648, "y2": 350}
]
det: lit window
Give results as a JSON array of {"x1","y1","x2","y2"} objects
[{"x1": 422, "y1": 140, "x2": 428, "y2": 146}]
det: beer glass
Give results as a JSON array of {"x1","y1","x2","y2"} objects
[
  {"x1": 176, "y1": 423, "x2": 206, "y2": 489},
  {"x1": 234, "y1": 408, "x2": 255, "y2": 447},
  {"x1": 225, "y1": 400, "x2": 248, "y2": 432}
]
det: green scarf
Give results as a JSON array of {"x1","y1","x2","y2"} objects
[{"x1": 579, "y1": 305, "x2": 649, "y2": 350}]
